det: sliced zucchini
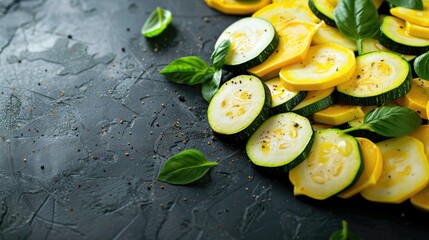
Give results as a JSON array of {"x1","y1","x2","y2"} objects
[
  {"x1": 252, "y1": 2, "x2": 320, "y2": 30},
  {"x1": 361, "y1": 38, "x2": 416, "y2": 62},
  {"x1": 215, "y1": 17, "x2": 279, "y2": 71},
  {"x1": 204, "y1": 0, "x2": 272, "y2": 15},
  {"x1": 406, "y1": 21, "x2": 429, "y2": 40},
  {"x1": 336, "y1": 51, "x2": 412, "y2": 106},
  {"x1": 312, "y1": 104, "x2": 364, "y2": 126},
  {"x1": 289, "y1": 129, "x2": 362, "y2": 200},
  {"x1": 390, "y1": 1, "x2": 429, "y2": 27},
  {"x1": 291, "y1": 87, "x2": 334, "y2": 117},
  {"x1": 265, "y1": 77, "x2": 307, "y2": 114},
  {"x1": 308, "y1": 0, "x2": 336, "y2": 27},
  {"x1": 397, "y1": 78, "x2": 429, "y2": 119},
  {"x1": 410, "y1": 184, "x2": 429, "y2": 212},
  {"x1": 379, "y1": 16, "x2": 429, "y2": 55},
  {"x1": 207, "y1": 75, "x2": 272, "y2": 142},
  {"x1": 248, "y1": 21, "x2": 321, "y2": 79},
  {"x1": 280, "y1": 43, "x2": 356, "y2": 91},
  {"x1": 337, "y1": 137, "x2": 383, "y2": 199},
  {"x1": 246, "y1": 112, "x2": 314, "y2": 171},
  {"x1": 312, "y1": 25, "x2": 358, "y2": 52},
  {"x1": 361, "y1": 136, "x2": 429, "y2": 204}
]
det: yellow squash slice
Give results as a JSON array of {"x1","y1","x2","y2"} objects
[
  {"x1": 397, "y1": 78, "x2": 429, "y2": 119},
  {"x1": 410, "y1": 184, "x2": 429, "y2": 212},
  {"x1": 406, "y1": 21, "x2": 429, "y2": 39},
  {"x1": 409, "y1": 125, "x2": 429, "y2": 157},
  {"x1": 280, "y1": 43, "x2": 356, "y2": 91},
  {"x1": 312, "y1": 24, "x2": 358, "y2": 52},
  {"x1": 204, "y1": 0, "x2": 272, "y2": 15},
  {"x1": 337, "y1": 138, "x2": 383, "y2": 199},
  {"x1": 390, "y1": 1, "x2": 429, "y2": 27},
  {"x1": 248, "y1": 21, "x2": 322, "y2": 79},
  {"x1": 427, "y1": 101, "x2": 429, "y2": 119},
  {"x1": 361, "y1": 136, "x2": 429, "y2": 204},
  {"x1": 312, "y1": 104, "x2": 364, "y2": 126}
]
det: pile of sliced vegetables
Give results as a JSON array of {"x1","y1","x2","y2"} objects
[{"x1": 160, "y1": 0, "x2": 429, "y2": 212}]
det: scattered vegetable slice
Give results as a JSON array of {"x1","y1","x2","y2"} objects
[
  {"x1": 390, "y1": 1, "x2": 429, "y2": 27},
  {"x1": 406, "y1": 21, "x2": 429, "y2": 39},
  {"x1": 308, "y1": 0, "x2": 336, "y2": 27},
  {"x1": 312, "y1": 104, "x2": 364, "y2": 126},
  {"x1": 291, "y1": 87, "x2": 335, "y2": 117},
  {"x1": 312, "y1": 24, "x2": 358, "y2": 52},
  {"x1": 265, "y1": 77, "x2": 307, "y2": 113},
  {"x1": 386, "y1": 0, "x2": 424, "y2": 10},
  {"x1": 141, "y1": 7, "x2": 172, "y2": 38},
  {"x1": 204, "y1": 0, "x2": 272, "y2": 15},
  {"x1": 361, "y1": 38, "x2": 416, "y2": 62},
  {"x1": 410, "y1": 184, "x2": 429, "y2": 212},
  {"x1": 397, "y1": 78, "x2": 429, "y2": 119}
]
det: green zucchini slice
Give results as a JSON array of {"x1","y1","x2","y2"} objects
[
  {"x1": 214, "y1": 17, "x2": 278, "y2": 71},
  {"x1": 291, "y1": 87, "x2": 335, "y2": 117},
  {"x1": 289, "y1": 128, "x2": 362, "y2": 200},
  {"x1": 208, "y1": 75, "x2": 271, "y2": 142},
  {"x1": 265, "y1": 77, "x2": 307, "y2": 114},
  {"x1": 308, "y1": 0, "x2": 336, "y2": 27},
  {"x1": 335, "y1": 51, "x2": 412, "y2": 106},
  {"x1": 246, "y1": 112, "x2": 313, "y2": 171},
  {"x1": 379, "y1": 16, "x2": 429, "y2": 55}
]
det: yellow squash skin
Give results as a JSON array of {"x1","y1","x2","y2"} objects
[
  {"x1": 406, "y1": 21, "x2": 429, "y2": 39},
  {"x1": 280, "y1": 43, "x2": 356, "y2": 91},
  {"x1": 361, "y1": 136, "x2": 429, "y2": 204},
  {"x1": 410, "y1": 184, "x2": 429, "y2": 212},
  {"x1": 397, "y1": 78, "x2": 429, "y2": 120},
  {"x1": 390, "y1": 1, "x2": 429, "y2": 27},
  {"x1": 337, "y1": 138, "x2": 383, "y2": 199},
  {"x1": 312, "y1": 104, "x2": 364, "y2": 126},
  {"x1": 204, "y1": 0, "x2": 272, "y2": 15}
]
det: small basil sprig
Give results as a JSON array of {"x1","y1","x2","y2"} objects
[
  {"x1": 386, "y1": 0, "x2": 423, "y2": 10},
  {"x1": 343, "y1": 106, "x2": 422, "y2": 137},
  {"x1": 334, "y1": 0, "x2": 379, "y2": 55},
  {"x1": 142, "y1": 7, "x2": 172, "y2": 38},
  {"x1": 329, "y1": 221, "x2": 361, "y2": 240},
  {"x1": 158, "y1": 149, "x2": 218, "y2": 185},
  {"x1": 160, "y1": 39, "x2": 231, "y2": 102},
  {"x1": 414, "y1": 51, "x2": 429, "y2": 80}
]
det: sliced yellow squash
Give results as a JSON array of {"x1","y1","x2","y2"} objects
[
  {"x1": 390, "y1": 1, "x2": 429, "y2": 27},
  {"x1": 361, "y1": 136, "x2": 429, "y2": 204},
  {"x1": 409, "y1": 125, "x2": 429, "y2": 157},
  {"x1": 280, "y1": 43, "x2": 356, "y2": 91},
  {"x1": 406, "y1": 21, "x2": 429, "y2": 39},
  {"x1": 410, "y1": 184, "x2": 429, "y2": 212},
  {"x1": 312, "y1": 104, "x2": 364, "y2": 126},
  {"x1": 337, "y1": 137, "x2": 383, "y2": 199},
  {"x1": 362, "y1": 38, "x2": 416, "y2": 62},
  {"x1": 248, "y1": 21, "x2": 322, "y2": 79},
  {"x1": 312, "y1": 24, "x2": 358, "y2": 52},
  {"x1": 427, "y1": 100, "x2": 429, "y2": 119},
  {"x1": 253, "y1": 2, "x2": 320, "y2": 30},
  {"x1": 397, "y1": 78, "x2": 429, "y2": 120},
  {"x1": 204, "y1": 0, "x2": 272, "y2": 15}
]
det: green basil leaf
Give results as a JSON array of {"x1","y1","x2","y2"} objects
[
  {"x1": 329, "y1": 221, "x2": 361, "y2": 240},
  {"x1": 211, "y1": 39, "x2": 231, "y2": 70},
  {"x1": 361, "y1": 106, "x2": 422, "y2": 137},
  {"x1": 160, "y1": 56, "x2": 211, "y2": 85},
  {"x1": 414, "y1": 51, "x2": 429, "y2": 80},
  {"x1": 334, "y1": 0, "x2": 379, "y2": 54},
  {"x1": 386, "y1": 0, "x2": 423, "y2": 10},
  {"x1": 141, "y1": 7, "x2": 172, "y2": 38},
  {"x1": 158, "y1": 149, "x2": 218, "y2": 185},
  {"x1": 202, "y1": 70, "x2": 222, "y2": 102}
]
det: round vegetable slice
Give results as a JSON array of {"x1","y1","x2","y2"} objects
[
  {"x1": 361, "y1": 136, "x2": 429, "y2": 204},
  {"x1": 390, "y1": 1, "x2": 429, "y2": 27},
  {"x1": 410, "y1": 184, "x2": 429, "y2": 212},
  {"x1": 397, "y1": 78, "x2": 429, "y2": 120},
  {"x1": 406, "y1": 21, "x2": 429, "y2": 40},
  {"x1": 308, "y1": 0, "x2": 336, "y2": 27},
  {"x1": 265, "y1": 77, "x2": 307, "y2": 114},
  {"x1": 291, "y1": 87, "x2": 334, "y2": 117},
  {"x1": 214, "y1": 17, "x2": 278, "y2": 71},
  {"x1": 312, "y1": 104, "x2": 364, "y2": 126},
  {"x1": 246, "y1": 112, "x2": 313, "y2": 170},
  {"x1": 409, "y1": 124, "x2": 429, "y2": 157},
  {"x1": 312, "y1": 25, "x2": 358, "y2": 52},
  {"x1": 280, "y1": 43, "x2": 356, "y2": 91},
  {"x1": 289, "y1": 129, "x2": 362, "y2": 200},
  {"x1": 361, "y1": 38, "x2": 416, "y2": 62},
  {"x1": 204, "y1": 0, "x2": 272, "y2": 15},
  {"x1": 208, "y1": 75, "x2": 271, "y2": 142}
]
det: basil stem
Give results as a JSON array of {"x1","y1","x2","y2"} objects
[
  {"x1": 386, "y1": 0, "x2": 423, "y2": 10},
  {"x1": 157, "y1": 149, "x2": 218, "y2": 185},
  {"x1": 333, "y1": 0, "x2": 379, "y2": 55},
  {"x1": 343, "y1": 106, "x2": 422, "y2": 137},
  {"x1": 414, "y1": 51, "x2": 429, "y2": 80},
  {"x1": 141, "y1": 7, "x2": 172, "y2": 38},
  {"x1": 329, "y1": 221, "x2": 361, "y2": 240}
]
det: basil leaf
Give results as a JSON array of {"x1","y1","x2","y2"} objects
[
  {"x1": 386, "y1": 0, "x2": 423, "y2": 10},
  {"x1": 158, "y1": 149, "x2": 218, "y2": 185},
  {"x1": 211, "y1": 39, "x2": 231, "y2": 70},
  {"x1": 160, "y1": 56, "x2": 212, "y2": 85},
  {"x1": 202, "y1": 70, "x2": 222, "y2": 102},
  {"x1": 361, "y1": 106, "x2": 422, "y2": 137},
  {"x1": 141, "y1": 7, "x2": 172, "y2": 38},
  {"x1": 329, "y1": 221, "x2": 361, "y2": 240},
  {"x1": 334, "y1": 0, "x2": 379, "y2": 55},
  {"x1": 414, "y1": 51, "x2": 429, "y2": 80}
]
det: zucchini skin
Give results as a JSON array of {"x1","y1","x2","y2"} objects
[
  {"x1": 378, "y1": 31, "x2": 429, "y2": 56},
  {"x1": 308, "y1": 0, "x2": 336, "y2": 27},
  {"x1": 292, "y1": 94, "x2": 334, "y2": 117},
  {"x1": 271, "y1": 91, "x2": 308, "y2": 114}
]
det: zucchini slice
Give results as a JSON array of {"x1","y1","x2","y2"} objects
[
  {"x1": 379, "y1": 16, "x2": 429, "y2": 55},
  {"x1": 390, "y1": 1, "x2": 429, "y2": 27},
  {"x1": 215, "y1": 17, "x2": 278, "y2": 71},
  {"x1": 308, "y1": 0, "x2": 336, "y2": 27},
  {"x1": 204, "y1": 0, "x2": 272, "y2": 15},
  {"x1": 361, "y1": 38, "x2": 416, "y2": 62},
  {"x1": 361, "y1": 136, "x2": 429, "y2": 204},
  {"x1": 265, "y1": 77, "x2": 307, "y2": 114},
  {"x1": 312, "y1": 25, "x2": 358, "y2": 52},
  {"x1": 207, "y1": 75, "x2": 272, "y2": 142},
  {"x1": 291, "y1": 87, "x2": 334, "y2": 117},
  {"x1": 312, "y1": 104, "x2": 364, "y2": 126},
  {"x1": 246, "y1": 112, "x2": 313, "y2": 170},
  {"x1": 337, "y1": 137, "x2": 383, "y2": 199},
  {"x1": 289, "y1": 129, "x2": 362, "y2": 200},
  {"x1": 336, "y1": 51, "x2": 412, "y2": 106},
  {"x1": 397, "y1": 78, "x2": 429, "y2": 119},
  {"x1": 248, "y1": 21, "x2": 321, "y2": 79},
  {"x1": 280, "y1": 43, "x2": 356, "y2": 91},
  {"x1": 406, "y1": 21, "x2": 429, "y2": 40}
]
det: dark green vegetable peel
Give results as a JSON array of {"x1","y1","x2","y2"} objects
[{"x1": 386, "y1": 0, "x2": 423, "y2": 10}]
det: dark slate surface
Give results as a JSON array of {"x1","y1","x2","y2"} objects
[{"x1": 0, "y1": 0, "x2": 427, "y2": 239}]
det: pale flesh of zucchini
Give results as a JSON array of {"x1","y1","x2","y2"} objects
[{"x1": 265, "y1": 77, "x2": 305, "y2": 109}]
